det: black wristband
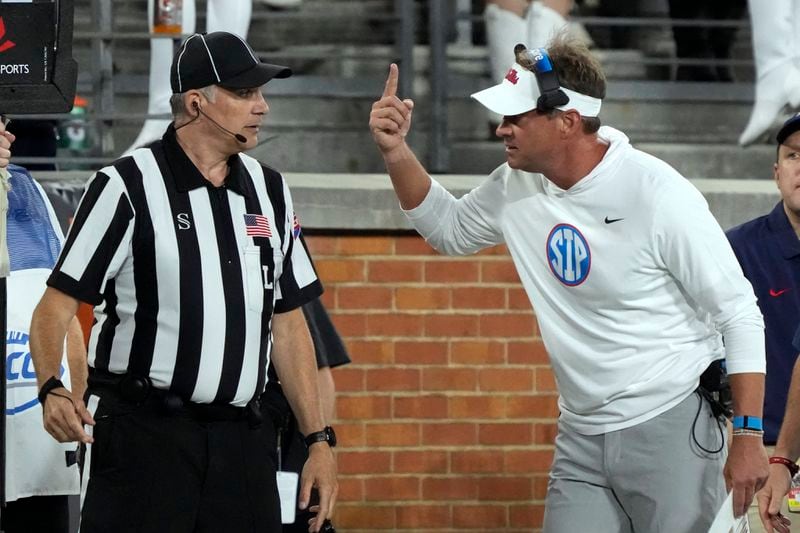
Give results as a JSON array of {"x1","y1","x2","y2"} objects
[{"x1": 37, "y1": 376, "x2": 66, "y2": 406}]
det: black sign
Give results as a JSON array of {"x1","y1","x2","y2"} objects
[
  {"x1": 0, "y1": 3, "x2": 54, "y2": 84},
  {"x1": 0, "y1": 0, "x2": 76, "y2": 114}
]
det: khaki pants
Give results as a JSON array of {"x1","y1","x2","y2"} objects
[{"x1": 543, "y1": 392, "x2": 727, "y2": 532}]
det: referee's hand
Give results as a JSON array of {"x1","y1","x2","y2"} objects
[
  {"x1": 43, "y1": 387, "x2": 95, "y2": 444},
  {"x1": 300, "y1": 442, "x2": 338, "y2": 533}
]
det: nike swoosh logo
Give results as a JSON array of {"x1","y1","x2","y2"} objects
[
  {"x1": 604, "y1": 217, "x2": 624, "y2": 224},
  {"x1": 769, "y1": 288, "x2": 789, "y2": 297}
]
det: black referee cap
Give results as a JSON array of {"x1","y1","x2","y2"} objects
[
  {"x1": 170, "y1": 31, "x2": 292, "y2": 93},
  {"x1": 777, "y1": 113, "x2": 800, "y2": 145}
]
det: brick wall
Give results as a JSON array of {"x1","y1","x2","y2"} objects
[{"x1": 307, "y1": 233, "x2": 559, "y2": 532}]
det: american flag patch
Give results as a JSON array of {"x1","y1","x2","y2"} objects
[
  {"x1": 292, "y1": 213, "x2": 301, "y2": 239},
  {"x1": 244, "y1": 213, "x2": 272, "y2": 237}
]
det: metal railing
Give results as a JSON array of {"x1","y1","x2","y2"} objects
[
  {"x1": 15, "y1": 0, "x2": 757, "y2": 175},
  {"x1": 425, "y1": 3, "x2": 756, "y2": 171},
  {"x1": 14, "y1": 0, "x2": 417, "y2": 173}
]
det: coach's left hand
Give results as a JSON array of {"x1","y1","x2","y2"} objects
[
  {"x1": 300, "y1": 442, "x2": 338, "y2": 533},
  {"x1": 725, "y1": 434, "x2": 769, "y2": 517}
]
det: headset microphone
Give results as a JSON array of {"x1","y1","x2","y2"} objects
[{"x1": 194, "y1": 103, "x2": 248, "y2": 143}]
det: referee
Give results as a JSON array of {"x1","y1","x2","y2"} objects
[{"x1": 29, "y1": 31, "x2": 337, "y2": 532}]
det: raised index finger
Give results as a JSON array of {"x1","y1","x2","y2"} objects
[{"x1": 382, "y1": 63, "x2": 399, "y2": 98}]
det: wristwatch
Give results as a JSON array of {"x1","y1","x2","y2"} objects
[{"x1": 305, "y1": 426, "x2": 337, "y2": 448}]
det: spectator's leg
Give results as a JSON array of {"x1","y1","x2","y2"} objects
[
  {"x1": 541, "y1": 0, "x2": 572, "y2": 18},
  {"x1": 709, "y1": 0, "x2": 747, "y2": 82},
  {"x1": 740, "y1": 0, "x2": 800, "y2": 145},
  {"x1": 121, "y1": 0, "x2": 197, "y2": 156},
  {"x1": 484, "y1": 0, "x2": 573, "y2": 81},
  {"x1": 668, "y1": 0, "x2": 717, "y2": 81},
  {"x1": 484, "y1": 0, "x2": 528, "y2": 83},
  {"x1": 483, "y1": 1, "x2": 529, "y2": 128},
  {"x1": 525, "y1": 0, "x2": 571, "y2": 49},
  {"x1": 483, "y1": 0, "x2": 574, "y2": 128},
  {"x1": 207, "y1": 0, "x2": 252, "y2": 37},
  {"x1": 794, "y1": 0, "x2": 800, "y2": 71}
]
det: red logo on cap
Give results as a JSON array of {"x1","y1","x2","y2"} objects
[
  {"x1": 0, "y1": 18, "x2": 15, "y2": 53},
  {"x1": 505, "y1": 68, "x2": 520, "y2": 85}
]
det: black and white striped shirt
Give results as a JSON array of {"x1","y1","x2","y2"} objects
[{"x1": 48, "y1": 125, "x2": 322, "y2": 406}]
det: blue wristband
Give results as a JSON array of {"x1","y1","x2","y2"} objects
[{"x1": 732, "y1": 415, "x2": 762, "y2": 431}]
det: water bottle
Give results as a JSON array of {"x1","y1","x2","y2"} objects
[
  {"x1": 153, "y1": 0, "x2": 182, "y2": 35},
  {"x1": 61, "y1": 95, "x2": 88, "y2": 153},
  {"x1": 788, "y1": 472, "x2": 800, "y2": 513}
]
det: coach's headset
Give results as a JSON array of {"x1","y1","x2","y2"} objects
[
  {"x1": 513, "y1": 44, "x2": 570, "y2": 112},
  {"x1": 504, "y1": 43, "x2": 602, "y2": 119}
]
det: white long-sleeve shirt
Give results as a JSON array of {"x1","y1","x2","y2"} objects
[{"x1": 405, "y1": 126, "x2": 765, "y2": 435}]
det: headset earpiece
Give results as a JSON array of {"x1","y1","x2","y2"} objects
[{"x1": 516, "y1": 44, "x2": 570, "y2": 112}]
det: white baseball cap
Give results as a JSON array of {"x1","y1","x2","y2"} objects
[{"x1": 471, "y1": 63, "x2": 602, "y2": 118}]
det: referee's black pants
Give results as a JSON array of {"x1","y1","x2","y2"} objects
[{"x1": 80, "y1": 389, "x2": 281, "y2": 532}]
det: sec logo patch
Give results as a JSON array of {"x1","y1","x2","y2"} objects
[{"x1": 546, "y1": 223, "x2": 591, "y2": 286}]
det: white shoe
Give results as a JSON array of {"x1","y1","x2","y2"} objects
[
  {"x1": 121, "y1": 119, "x2": 171, "y2": 157},
  {"x1": 739, "y1": 66, "x2": 800, "y2": 146}
]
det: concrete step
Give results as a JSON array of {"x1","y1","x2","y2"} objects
[
  {"x1": 87, "y1": 76, "x2": 773, "y2": 173},
  {"x1": 444, "y1": 76, "x2": 761, "y2": 145},
  {"x1": 639, "y1": 143, "x2": 775, "y2": 180},
  {"x1": 448, "y1": 141, "x2": 776, "y2": 181},
  {"x1": 73, "y1": 0, "x2": 398, "y2": 46},
  {"x1": 247, "y1": 132, "x2": 778, "y2": 180},
  {"x1": 248, "y1": 130, "x2": 390, "y2": 174},
  {"x1": 448, "y1": 98, "x2": 758, "y2": 145},
  {"x1": 65, "y1": 2, "x2": 770, "y2": 178}
]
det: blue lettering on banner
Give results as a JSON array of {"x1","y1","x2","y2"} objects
[
  {"x1": 546, "y1": 223, "x2": 591, "y2": 286},
  {"x1": 5, "y1": 329, "x2": 65, "y2": 415}
]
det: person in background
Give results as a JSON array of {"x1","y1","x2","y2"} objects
[
  {"x1": 727, "y1": 113, "x2": 800, "y2": 448},
  {"x1": 739, "y1": 0, "x2": 800, "y2": 146},
  {"x1": 128, "y1": 0, "x2": 308, "y2": 156},
  {"x1": 4, "y1": 119, "x2": 58, "y2": 171},
  {"x1": 482, "y1": 0, "x2": 591, "y2": 128},
  {"x1": 755, "y1": 322, "x2": 800, "y2": 533},
  {"x1": 667, "y1": 0, "x2": 746, "y2": 82},
  {"x1": 0, "y1": 120, "x2": 86, "y2": 533},
  {"x1": 123, "y1": 0, "x2": 253, "y2": 154},
  {"x1": 484, "y1": 0, "x2": 573, "y2": 84},
  {"x1": 262, "y1": 297, "x2": 350, "y2": 532},
  {"x1": 727, "y1": 113, "x2": 800, "y2": 533}
]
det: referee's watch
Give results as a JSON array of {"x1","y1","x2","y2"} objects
[{"x1": 305, "y1": 426, "x2": 337, "y2": 448}]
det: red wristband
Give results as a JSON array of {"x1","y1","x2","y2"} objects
[{"x1": 769, "y1": 456, "x2": 799, "y2": 478}]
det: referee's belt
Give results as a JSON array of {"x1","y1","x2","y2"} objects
[{"x1": 88, "y1": 368, "x2": 263, "y2": 426}]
